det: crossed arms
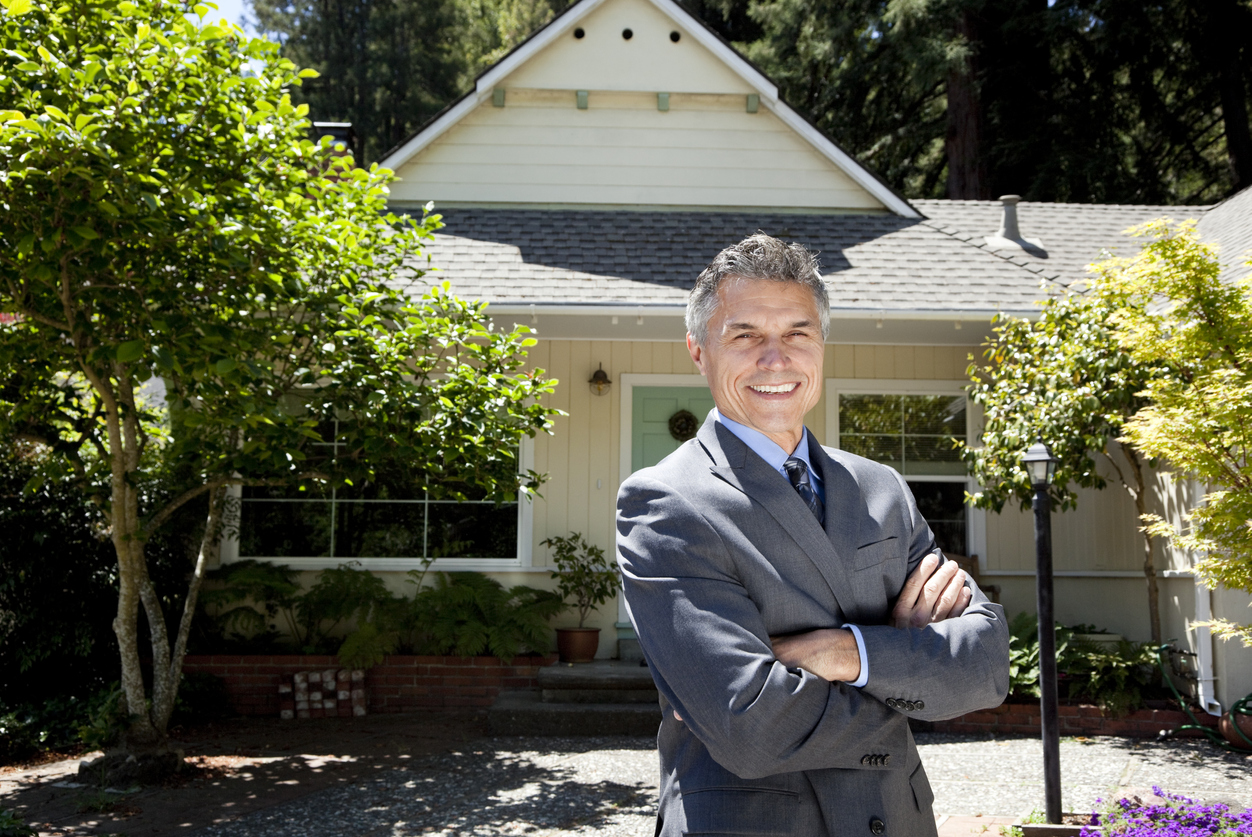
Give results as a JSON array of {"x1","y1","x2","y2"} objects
[{"x1": 617, "y1": 469, "x2": 1009, "y2": 779}]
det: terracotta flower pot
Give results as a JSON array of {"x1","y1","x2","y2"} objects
[
  {"x1": 556, "y1": 627, "x2": 600, "y2": 663},
  {"x1": 1218, "y1": 707, "x2": 1252, "y2": 751}
]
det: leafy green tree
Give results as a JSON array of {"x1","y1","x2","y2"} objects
[
  {"x1": 0, "y1": 0, "x2": 558, "y2": 774},
  {"x1": 1096, "y1": 220, "x2": 1252, "y2": 645},
  {"x1": 961, "y1": 281, "x2": 1170, "y2": 644}
]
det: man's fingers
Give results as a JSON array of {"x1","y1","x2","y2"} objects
[
  {"x1": 910, "y1": 560, "x2": 962, "y2": 627},
  {"x1": 929, "y1": 567, "x2": 969, "y2": 623},
  {"x1": 893, "y1": 554, "x2": 973, "y2": 628},
  {"x1": 891, "y1": 552, "x2": 939, "y2": 622}
]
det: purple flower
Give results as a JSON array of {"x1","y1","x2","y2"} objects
[{"x1": 1080, "y1": 788, "x2": 1246, "y2": 836}]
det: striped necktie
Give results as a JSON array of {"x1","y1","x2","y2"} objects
[{"x1": 783, "y1": 456, "x2": 824, "y2": 526}]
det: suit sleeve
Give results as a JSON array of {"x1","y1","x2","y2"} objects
[
  {"x1": 617, "y1": 472, "x2": 906, "y2": 780},
  {"x1": 855, "y1": 468, "x2": 1010, "y2": 721}
]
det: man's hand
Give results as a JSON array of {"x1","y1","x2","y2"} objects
[
  {"x1": 770, "y1": 627, "x2": 862, "y2": 682},
  {"x1": 891, "y1": 552, "x2": 971, "y2": 630}
]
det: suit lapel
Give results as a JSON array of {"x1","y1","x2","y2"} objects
[{"x1": 698, "y1": 414, "x2": 852, "y2": 617}]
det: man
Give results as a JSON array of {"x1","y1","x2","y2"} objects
[{"x1": 616, "y1": 234, "x2": 1009, "y2": 837}]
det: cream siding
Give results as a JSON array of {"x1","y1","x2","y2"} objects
[
  {"x1": 389, "y1": 96, "x2": 884, "y2": 209},
  {"x1": 501, "y1": 0, "x2": 755, "y2": 94}
]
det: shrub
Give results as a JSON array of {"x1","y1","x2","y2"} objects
[
  {"x1": 1007, "y1": 612, "x2": 1160, "y2": 716},
  {"x1": 412, "y1": 572, "x2": 564, "y2": 659},
  {"x1": 199, "y1": 561, "x2": 562, "y2": 663}
]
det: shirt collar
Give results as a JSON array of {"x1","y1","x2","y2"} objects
[{"x1": 713, "y1": 408, "x2": 820, "y2": 485}]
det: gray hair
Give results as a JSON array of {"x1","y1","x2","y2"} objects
[{"x1": 686, "y1": 234, "x2": 829, "y2": 346}]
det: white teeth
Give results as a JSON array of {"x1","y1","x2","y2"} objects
[{"x1": 750, "y1": 383, "x2": 797, "y2": 393}]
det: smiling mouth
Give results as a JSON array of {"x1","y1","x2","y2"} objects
[{"x1": 749, "y1": 383, "x2": 799, "y2": 394}]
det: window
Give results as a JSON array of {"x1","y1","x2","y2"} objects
[
  {"x1": 829, "y1": 385, "x2": 976, "y2": 559},
  {"x1": 228, "y1": 420, "x2": 528, "y2": 568}
]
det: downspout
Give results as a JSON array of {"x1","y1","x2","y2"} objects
[
  {"x1": 1190, "y1": 479, "x2": 1222, "y2": 715},
  {"x1": 1194, "y1": 580, "x2": 1221, "y2": 715}
]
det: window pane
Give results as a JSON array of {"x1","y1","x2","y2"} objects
[
  {"x1": 427, "y1": 502, "x2": 518, "y2": 558},
  {"x1": 334, "y1": 501, "x2": 426, "y2": 558},
  {"x1": 906, "y1": 481, "x2": 967, "y2": 557},
  {"x1": 238, "y1": 500, "x2": 333, "y2": 557},
  {"x1": 902, "y1": 396, "x2": 966, "y2": 436},
  {"x1": 840, "y1": 434, "x2": 903, "y2": 471},
  {"x1": 903, "y1": 436, "x2": 965, "y2": 476},
  {"x1": 840, "y1": 394, "x2": 967, "y2": 477},
  {"x1": 840, "y1": 395, "x2": 903, "y2": 434},
  {"x1": 243, "y1": 483, "x2": 333, "y2": 500}
]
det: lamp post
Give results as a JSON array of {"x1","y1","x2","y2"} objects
[{"x1": 1023, "y1": 439, "x2": 1062, "y2": 824}]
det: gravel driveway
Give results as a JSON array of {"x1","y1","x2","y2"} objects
[{"x1": 193, "y1": 733, "x2": 1252, "y2": 836}]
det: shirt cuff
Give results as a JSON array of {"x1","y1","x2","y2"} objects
[{"x1": 846, "y1": 624, "x2": 869, "y2": 688}]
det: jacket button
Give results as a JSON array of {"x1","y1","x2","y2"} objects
[
  {"x1": 883, "y1": 754, "x2": 891, "y2": 765},
  {"x1": 905, "y1": 701, "x2": 917, "y2": 711},
  {"x1": 861, "y1": 755, "x2": 871, "y2": 765},
  {"x1": 886, "y1": 698, "x2": 897, "y2": 708},
  {"x1": 916, "y1": 700, "x2": 925, "y2": 710},
  {"x1": 870, "y1": 817, "x2": 886, "y2": 834}
]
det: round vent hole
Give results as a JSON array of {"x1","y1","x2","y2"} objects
[{"x1": 622, "y1": 28, "x2": 633, "y2": 39}]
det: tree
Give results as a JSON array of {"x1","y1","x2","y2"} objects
[
  {"x1": 961, "y1": 281, "x2": 1170, "y2": 644},
  {"x1": 0, "y1": 0, "x2": 558, "y2": 777},
  {"x1": 250, "y1": 0, "x2": 568, "y2": 163},
  {"x1": 1096, "y1": 220, "x2": 1252, "y2": 645}
]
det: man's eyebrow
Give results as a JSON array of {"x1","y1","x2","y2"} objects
[{"x1": 724, "y1": 319, "x2": 815, "y2": 332}]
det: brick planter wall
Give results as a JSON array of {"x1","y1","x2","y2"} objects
[
  {"x1": 182, "y1": 654, "x2": 557, "y2": 717},
  {"x1": 921, "y1": 702, "x2": 1221, "y2": 739}
]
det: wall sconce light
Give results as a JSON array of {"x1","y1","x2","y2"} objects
[{"x1": 589, "y1": 363, "x2": 611, "y2": 396}]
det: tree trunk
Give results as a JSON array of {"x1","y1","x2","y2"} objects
[
  {"x1": 153, "y1": 484, "x2": 227, "y2": 730},
  {"x1": 1123, "y1": 447, "x2": 1163, "y2": 646},
  {"x1": 945, "y1": 9, "x2": 989, "y2": 199},
  {"x1": 1205, "y1": 0, "x2": 1252, "y2": 190}
]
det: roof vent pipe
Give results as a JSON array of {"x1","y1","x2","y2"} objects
[
  {"x1": 985, "y1": 194, "x2": 1044, "y2": 253},
  {"x1": 997, "y1": 195, "x2": 1022, "y2": 240}
]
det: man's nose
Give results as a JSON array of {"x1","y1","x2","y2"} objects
[{"x1": 757, "y1": 338, "x2": 788, "y2": 369}]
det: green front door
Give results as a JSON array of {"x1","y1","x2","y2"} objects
[{"x1": 631, "y1": 386, "x2": 715, "y2": 473}]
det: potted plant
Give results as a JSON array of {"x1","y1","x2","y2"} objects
[{"x1": 542, "y1": 532, "x2": 620, "y2": 663}]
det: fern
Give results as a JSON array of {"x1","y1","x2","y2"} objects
[{"x1": 414, "y1": 572, "x2": 562, "y2": 659}]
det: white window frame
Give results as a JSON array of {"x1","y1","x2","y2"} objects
[
  {"x1": 824, "y1": 378, "x2": 986, "y2": 569},
  {"x1": 218, "y1": 434, "x2": 535, "y2": 571}
]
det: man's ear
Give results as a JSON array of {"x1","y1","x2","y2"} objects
[{"x1": 686, "y1": 333, "x2": 706, "y2": 376}]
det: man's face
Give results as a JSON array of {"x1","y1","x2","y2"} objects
[{"x1": 687, "y1": 277, "x2": 825, "y2": 453}]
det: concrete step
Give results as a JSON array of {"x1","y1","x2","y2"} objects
[
  {"x1": 538, "y1": 659, "x2": 656, "y2": 695},
  {"x1": 488, "y1": 689, "x2": 661, "y2": 736},
  {"x1": 618, "y1": 637, "x2": 645, "y2": 662}
]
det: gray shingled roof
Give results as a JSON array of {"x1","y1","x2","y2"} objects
[
  {"x1": 409, "y1": 208, "x2": 1053, "y2": 313},
  {"x1": 398, "y1": 190, "x2": 1250, "y2": 312},
  {"x1": 1197, "y1": 186, "x2": 1252, "y2": 284},
  {"x1": 913, "y1": 199, "x2": 1200, "y2": 288}
]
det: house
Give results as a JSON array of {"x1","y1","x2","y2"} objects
[{"x1": 219, "y1": 0, "x2": 1252, "y2": 711}]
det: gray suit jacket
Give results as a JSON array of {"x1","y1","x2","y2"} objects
[{"x1": 616, "y1": 414, "x2": 1009, "y2": 837}]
